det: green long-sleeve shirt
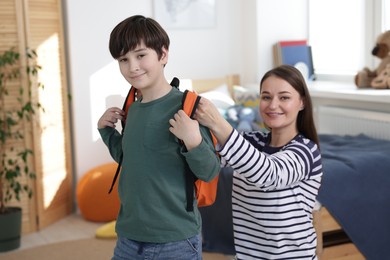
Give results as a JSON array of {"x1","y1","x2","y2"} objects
[{"x1": 99, "y1": 87, "x2": 220, "y2": 243}]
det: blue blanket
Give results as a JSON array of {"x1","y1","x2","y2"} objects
[{"x1": 317, "y1": 134, "x2": 390, "y2": 260}]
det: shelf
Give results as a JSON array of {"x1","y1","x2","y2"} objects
[{"x1": 308, "y1": 80, "x2": 390, "y2": 103}]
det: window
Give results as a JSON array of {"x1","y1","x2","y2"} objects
[
  {"x1": 308, "y1": 0, "x2": 389, "y2": 78},
  {"x1": 384, "y1": 0, "x2": 390, "y2": 29}
]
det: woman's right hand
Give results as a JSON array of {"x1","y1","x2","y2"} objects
[
  {"x1": 193, "y1": 97, "x2": 222, "y2": 130},
  {"x1": 194, "y1": 97, "x2": 233, "y2": 146},
  {"x1": 97, "y1": 107, "x2": 125, "y2": 129}
]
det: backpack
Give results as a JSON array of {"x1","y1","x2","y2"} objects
[{"x1": 108, "y1": 78, "x2": 219, "y2": 212}]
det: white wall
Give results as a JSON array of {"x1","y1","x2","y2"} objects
[
  {"x1": 64, "y1": 0, "x2": 307, "y2": 182},
  {"x1": 255, "y1": 0, "x2": 308, "y2": 82}
]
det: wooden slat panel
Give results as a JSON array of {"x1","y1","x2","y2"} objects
[
  {"x1": 0, "y1": 0, "x2": 19, "y2": 49},
  {"x1": 1, "y1": 0, "x2": 73, "y2": 234},
  {"x1": 0, "y1": 0, "x2": 38, "y2": 234},
  {"x1": 25, "y1": 0, "x2": 73, "y2": 230}
]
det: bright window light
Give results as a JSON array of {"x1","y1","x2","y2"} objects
[{"x1": 308, "y1": 0, "x2": 366, "y2": 76}]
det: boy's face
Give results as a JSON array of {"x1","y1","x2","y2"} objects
[{"x1": 117, "y1": 41, "x2": 168, "y2": 91}]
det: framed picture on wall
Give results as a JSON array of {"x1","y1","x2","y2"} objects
[{"x1": 153, "y1": 0, "x2": 216, "y2": 29}]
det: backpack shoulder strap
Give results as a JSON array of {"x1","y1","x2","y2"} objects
[
  {"x1": 107, "y1": 87, "x2": 136, "y2": 194},
  {"x1": 182, "y1": 90, "x2": 201, "y2": 119},
  {"x1": 182, "y1": 90, "x2": 218, "y2": 148},
  {"x1": 182, "y1": 90, "x2": 199, "y2": 211},
  {"x1": 121, "y1": 86, "x2": 137, "y2": 129},
  {"x1": 182, "y1": 90, "x2": 219, "y2": 211}
]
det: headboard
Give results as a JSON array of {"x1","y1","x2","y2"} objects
[{"x1": 190, "y1": 74, "x2": 240, "y2": 98}]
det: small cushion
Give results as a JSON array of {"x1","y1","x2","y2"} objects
[
  {"x1": 233, "y1": 85, "x2": 260, "y2": 109},
  {"x1": 76, "y1": 163, "x2": 120, "y2": 222}
]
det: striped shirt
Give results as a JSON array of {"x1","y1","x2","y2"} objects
[{"x1": 219, "y1": 130, "x2": 322, "y2": 260}]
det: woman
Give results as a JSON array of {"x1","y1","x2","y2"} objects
[{"x1": 170, "y1": 65, "x2": 323, "y2": 259}]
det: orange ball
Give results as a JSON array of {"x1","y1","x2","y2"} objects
[{"x1": 76, "y1": 163, "x2": 120, "y2": 222}]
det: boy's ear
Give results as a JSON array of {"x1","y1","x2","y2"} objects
[{"x1": 161, "y1": 47, "x2": 168, "y2": 63}]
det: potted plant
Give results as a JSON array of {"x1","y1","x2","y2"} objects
[{"x1": 0, "y1": 47, "x2": 43, "y2": 252}]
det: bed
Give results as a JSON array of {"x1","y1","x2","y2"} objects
[
  {"x1": 316, "y1": 133, "x2": 390, "y2": 259},
  {"x1": 189, "y1": 75, "x2": 390, "y2": 259}
]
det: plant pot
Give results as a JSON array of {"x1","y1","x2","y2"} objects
[{"x1": 0, "y1": 207, "x2": 22, "y2": 252}]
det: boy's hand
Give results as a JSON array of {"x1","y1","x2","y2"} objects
[
  {"x1": 169, "y1": 110, "x2": 202, "y2": 151},
  {"x1": 98, "y1": 107, "x2": 125, "y2": 129}
]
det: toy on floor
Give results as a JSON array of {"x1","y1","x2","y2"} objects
[{"x1": 95, "y1": 220, "x2": 117, "y2": 239}]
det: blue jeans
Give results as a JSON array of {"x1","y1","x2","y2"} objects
[{"x1": 112, "y1": 234, "x2": 202, "y2": 260}]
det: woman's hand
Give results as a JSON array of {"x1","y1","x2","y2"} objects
[
  {"x1": 192, "y1": 97, "x2": 221, "y2": 130},
  {"x1": 194, "y1": 97, "x2": 233, "y2": 146},
  {"x1": 97, "y1": 107, "x2": 124, "y2": 129},
  {"x1": 169, "y1": 110, "x2": 202, "y2": 151}
]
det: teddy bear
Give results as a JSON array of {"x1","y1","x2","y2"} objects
[
  {"x1": 355, "y1": 30, "x2": 390, "y2": 88},
  {"x1": 371, "y1": 63, "x2": 390, "y2": 89}
]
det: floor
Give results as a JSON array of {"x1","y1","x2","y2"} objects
[
  {"x1": 0, "y1": 213, "x2": 234, "y2": 259},
  {"x1": 0, "y1": 213, "x2": 366, "y2": 260},
  {"x1": 1, "y1": 213, "x2": 101, "y2": 254}
]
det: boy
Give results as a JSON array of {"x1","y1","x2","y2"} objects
[{"x1": 97, "y1": 15, "x2": 220, "y2": 260}]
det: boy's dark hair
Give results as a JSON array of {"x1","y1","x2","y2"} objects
[{"x1": 109, "y1": 15, "x2": 170, "y2": 60}]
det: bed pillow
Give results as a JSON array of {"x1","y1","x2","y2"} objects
[{"x1": 199, "y1": 84, "x2": 235, "y2": 110}]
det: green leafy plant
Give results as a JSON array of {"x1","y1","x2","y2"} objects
[{"x1": 0, "y1": 48, "x2": 43, "y2": 214}]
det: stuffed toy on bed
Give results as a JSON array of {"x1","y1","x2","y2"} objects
[
  {"x1": 225, "y1": 105, "x2": 264, "y2": 132},
  {"x1": 355, "y1": 30, "x2": 390, "y2": 88}
]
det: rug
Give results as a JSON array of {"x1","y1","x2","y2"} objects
[
  {"x1": 0, "y1": 238, "x2": 115, "y2": 260},
  {"x1": 0, "y1": 238, "x2": 232, "y2": 260}
]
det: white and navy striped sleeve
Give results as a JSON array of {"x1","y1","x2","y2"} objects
[{"x1": 218, "y1": 129, "x2": 321, "y2": 191}]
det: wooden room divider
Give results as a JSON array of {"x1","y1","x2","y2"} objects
[{"x1": 0, "y1": 0, "x2": 73, "y2": 233}]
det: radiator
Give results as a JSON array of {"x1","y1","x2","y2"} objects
[{"x1": 317, "y1": 106, "x2": 390, "y2": 141}]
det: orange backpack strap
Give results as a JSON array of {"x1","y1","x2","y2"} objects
[
  {"x1": 182, "y1": 90, "x2": 201, "y2": 119},
  {"x1": 121, "y1": 86, "x2": 137, "y2": 129},
  {"x1": 182, "y1": 90, "x2": 219, "y2": 211},
  {"x1": 107, "y1": 87, "x2": 136, "y2": 194},
  {"x1": 182, "y1": 90, "x2": 218, "y2": 149}
]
